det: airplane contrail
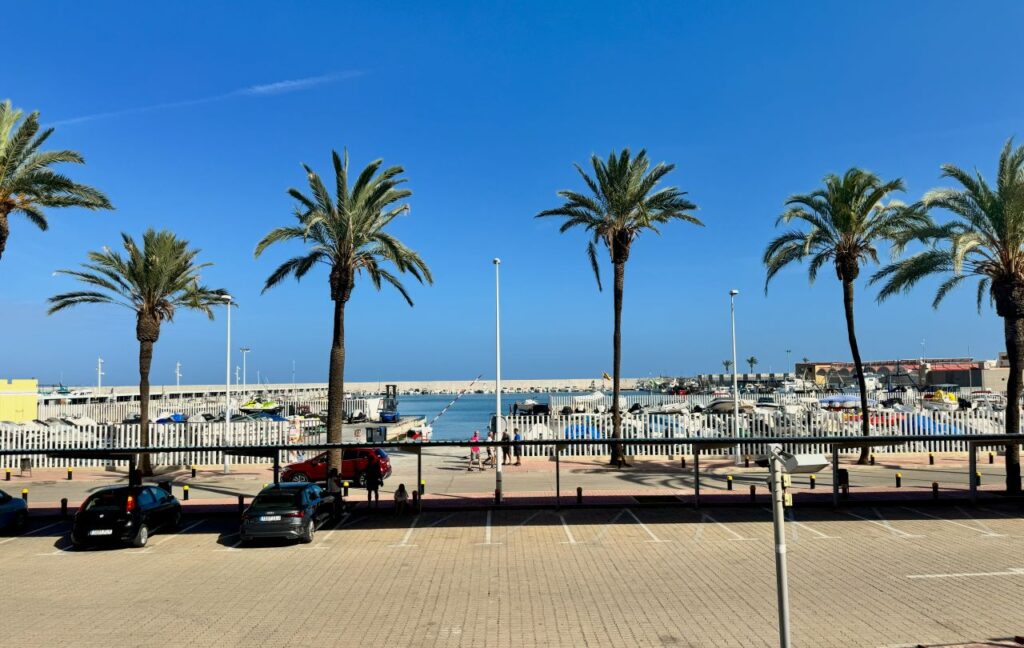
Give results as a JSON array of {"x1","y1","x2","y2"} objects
[{"x1": 52, "y1": 70, "x2": 363, "y2": 126}]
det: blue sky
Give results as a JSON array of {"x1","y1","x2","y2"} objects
[{"x1": 2, "y1": 1, "x2": 1021, "y2": 386}]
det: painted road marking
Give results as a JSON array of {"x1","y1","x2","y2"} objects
[
  {"x1": 843, "y1": 508, "x2": 922, "y2": 539},
  {"x1": 699, "y1": 512, "x2": 751, "y2": 541},
  {"x1": 127, "y1": 519, "x2": 208, "y2": 554},
  {"x1": 558, "y1": 514, "x2": 577, "y2": 545},
  {"x1": 477, "y1": 510, "x2": 502, "y2": 546},
  {"x1": 901, "y1": 506, "x2": 1004, "y2": 537},
  {"x1": 390, "y1": 514, "x2": 420, "y2": 548},
  {"x1": 766, "y1": 507, "x2": 837, "y2": 540},
  {"x1": 0, "y1": 521, "x2": 66, "y2": 546},
  {"x1": 624, "y1": 509, "x2": 667, "y2": 543},
  {"x1": 908, "y1": 567, "x2": 1024, "y2": 579}
]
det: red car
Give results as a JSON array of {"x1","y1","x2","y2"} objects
[{"x1": 282, "y1": 448, "x2": 392, "y2": 486}]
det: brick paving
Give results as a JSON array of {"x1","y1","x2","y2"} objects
[{"x1": 3, "y1": 503, "x2": 1024, "y2": 646}]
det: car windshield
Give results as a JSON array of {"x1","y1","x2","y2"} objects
[
  {"x1": 251, "y1": 491, "x2": 303, "y2": 509},
  {"x1": 84, "y1": 491, "x2": 127, "y2": 511}
]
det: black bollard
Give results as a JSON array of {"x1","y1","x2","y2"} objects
[
  {"x1": 183, "y1": 485, "x2": 189, "y2": 501},
  {"x1": 989, "y1": 452, "x2": 994, "y2": 465},
  {"x1": 4, "y1": 468, "x2": 9, "y2": 481},
  {"x1": 928, "y1": 453, "x2": 934, "y2": 465},
  {"x1": 869, "y1": 454, "x2": 875, "y2": 466},
  {"x1": 576, "y1": 486, "x2": 583, "y2": 505},
  {"x1": 237, "y1": 495, "x2": 245, "y2": 517},
  {"x1": 61, "y1": 498, "x2": 68, "y2": 517},
  {"x1": 744, "y1": 455, "x2": 750, "y2": 468},
  {"x1": 975, "y1": 471, "x2": 982, "y2": 487},
  {"x1": 895, "y1": 473, "x2": 902, "y2": 488},
  {"x1": 749, "y1": 485, "x2": 756, "y2": 501},
  {"x1": 191, "y1": 465, "x2": 197, "y2": 478},
  {"x1": 342, "y1": 481, "x2": 350, "y2": 497},
  {"x1": 680, "y1": 456, "x2": 686, "y2": 469},
  {"x1": 727, "y1": 475, "x2": 734, "y2": 491},
  {"x1": 809, "y1": 474, "x2": 816, "y2": 490},
  {"x1": 67, "y1": 467, "x2": 73, "y2": 481},
  {"x1": 841, "y1": 484, "x2": 849, "y2": 500},
  {"x1": 932, "y1": 482, "x2": 939, "y2": 499},
  {"x1": 419, "y1": 480, "x2": 425, "y2": 496},
  {"x1": 21, "y1": 488, "x2": 28, "y2": 502}
]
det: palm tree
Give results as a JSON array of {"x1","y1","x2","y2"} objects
[
  {"x1": 48, "y1": 229, "x2": 226, "y2": 475},
  {"x1": 746, "y1": 356, "x2": 758, "y2": 373},
  {"x1": 538, "y1": 149, "x2": 701, "y2": 466},
  {"x1": 763, "y1": 169, "x2": 929, "y2": 463},
  {"x1": 255, "y1": 150, "x2": 432, "y2": 475},
  {"x1": 0, "y1": 100, "x2": 112, "y2": 261},
  {"x1": 722, "y1": 359, "x2": 733, "y2": 373},
  {"x1": 872, "y1": 139, "x2": 1024, "y2": 493}
]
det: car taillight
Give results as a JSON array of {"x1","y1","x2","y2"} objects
[
  {"x1": 283, "y1": 511, "x2": 304, "y2": 518},
  {"x1": 126, "y1": 495, "x2": 135, "y2": 512}
]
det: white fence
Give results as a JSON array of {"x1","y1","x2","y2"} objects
[
  {"x1": 0, "y1": 420, "x2": 324, "y2": 469},
  {"x1": 32, "y1": 396, "x2": 374, "y2": 423},
  {"x1": 504, "y1": 409, "x2": 1010, "y2": 458}
]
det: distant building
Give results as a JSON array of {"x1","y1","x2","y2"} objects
[
  {"x1": 794, "y1": 358, "x2": 1007, "y2": 391},
  {"x1": 0, "y1": 379, "x2": 38, "y2": 423}
]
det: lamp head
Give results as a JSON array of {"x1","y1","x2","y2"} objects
[
  {"x1": 729, "y1": 289, "x2": 739, "y2": 297},
  {"x1": 221, "y1": 294, "x2": 232, "y2": 303},
  {"x1": 493, "y1": 258, "x2": 501, "y2": 265}
]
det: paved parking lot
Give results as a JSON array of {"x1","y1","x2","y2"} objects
[{"x1": 3, "y1": 503, "x2": 1024, "y2": 647}]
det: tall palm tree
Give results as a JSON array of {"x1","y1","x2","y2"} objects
[
  {"x1": 746, "y1": 356, "x2": 759, "y2": 373},
  {"x1": 255, "y1": 150, "x2": 432, "y2": 475},
  {"x1": 538, "y1": 149, "x2": 701, "y2": 466},
  {"x1": 872, "y1": 139, "x2": 1024, "y2": 493},
  {"x1": 763, "y1": 169, "x2": 929, "y2": 462},
  {"x1": 0, "y1": 100, "x2": 112, "y2": 261},
  {"x1": 48, "y1": 229, "x2": 226, "y2": 475},
  {"x1": 722, "y1": 360, "x2": 733, "y2": 373}
]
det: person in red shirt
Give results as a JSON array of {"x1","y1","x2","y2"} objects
[{"x1": 468, "y1": 431, "x2": 482, "y2": 471}]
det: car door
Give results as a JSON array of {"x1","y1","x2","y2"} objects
[
  {"x1": 151, "y1": 487, "x2": 176, "y2": 527},
  {"x1": 135, "y1": 488, "x2": 158, "y2": 528}
]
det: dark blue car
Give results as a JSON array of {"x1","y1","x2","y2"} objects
[
  {"x1": 0, "y1": 487, "x2": 29, "y2": 532},
  {"x1": 240, "y1": 482, "x2": 336, "y2": 544}
]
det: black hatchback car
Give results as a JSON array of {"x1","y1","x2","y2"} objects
[
  {"x1": 72, "y1": 485, "x2": 181, "y2": 548},
  {"x1": 240, "y1": 483, "x2": 335, "y2": 544}
]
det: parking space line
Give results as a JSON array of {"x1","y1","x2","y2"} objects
[
  {"x1": 901, "y1": 506, "x2": 1004, "y2": 537},
  {"x1": 624, "y1": 509, "x2": 667, "y2": 543},
  {"x1": 907, "y1": 567, "x2": 1024, "y2": 579},
  {"x1": 389, "y1": 514, "x2": 420, "y2": 548},
  {"x1": 700, "y1": 512, "x2": 751, "y2": 541},
  {"x1": 127, "y1": 519, "x2": 208, "y2": 554},
  {"x1": 843, "y1": 509, "x2": 923, "y2": 539},
  {"x1": 478, "y1": 510, "x2": 502, "y2": 546},
  {"x1": 0, "y1": 521, "x2": 66, "y2": 545},
  {"x1": 214, "y1": 532, "x2": 243, "y2": 551},
  {"x1": 558, "y1": 514, "x2": 577, "y2": 545},
  {"x1": 782, "y1": 509, "x2": 837, "y2": 540}
]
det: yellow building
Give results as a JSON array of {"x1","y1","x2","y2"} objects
[{"x1": 0, "y1": 379, "x2": 38, "y2": 423}]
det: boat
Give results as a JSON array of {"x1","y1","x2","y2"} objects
[
  {"x1": 921, "y1": 387, "x2": 959, "y2": 412},
  {"x1": 966, "y1": 389, "x2": 1006, "y2": 411},
  {"x1": 239, "y1": 394, "x2": 283, "y2": 414}
]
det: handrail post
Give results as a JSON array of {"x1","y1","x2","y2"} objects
[
  {"x1": 693, "y1": 446, "x2": 700, "y2": 508},
  {"x1": 831, "y1": 444, "x2": 839, "y2": 508},
  {"x1": 968, "y1": 441, "x2": 977, "y2": 505}
]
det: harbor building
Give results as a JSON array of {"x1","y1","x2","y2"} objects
[
  {"x1": 794, "y1": 357, "x2": 1008, "y2": 391},
  {"x1": 0, "y1": 379, "x2": 38, "y2": 423}
]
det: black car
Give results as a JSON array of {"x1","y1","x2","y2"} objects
[
  {"x1": 240, "y1": 483, "x2": 335, "y2": 544},
  {"x1": 72, "y1": 485, "x2": 181, "y2": 548}
]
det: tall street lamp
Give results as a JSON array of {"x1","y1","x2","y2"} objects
[
  {"x1": 240, "y1": 347, "x2": 251, "y2": 391},
  {"x1": 175, "y1": 361, "x2": 182, "y2": 388},
  {"x1": 494, "y1": 258, "x2": 503, "y2": 503},
  {"x1": 222, "y1": 295, "x2": 233, "y2": 474},
  {"x1": 730, "y1": 289, "x2": 740, "y2": 463}
]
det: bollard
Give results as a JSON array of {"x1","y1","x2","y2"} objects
[
  {"x1": 183, "y1": 484, "x2": 190, "y2": 501},
  {"x1": 67, "y1": 467, "x2": 73, "y2": 481},
  {"x1": 4, "y1": 468, "x2": 9, "y2": 481},
  {"x1": 809, "y1": 474, "x2": 816, "y2": 490},
  {"x1": 191, "y1": 465, "x2": 197, "y2": 478},
  {"x1": 932, "y1": 482, "x2": 939, "y2": 499},
  {"x1": 342, "y1": 481, "x2": 350, "y2": 497},
  {"x1": 929, "y1": 453, "x2": 934, "y2": 465},
  {"x1": 495, "y1": 488, "x2": 501, "y2": 505},
  {"x1": 21, "y1": 488, "x2": 28, "y2": 502},
  {"x1": 989, "y1": 452, "x2": 994, "y2": 465},
  {"x1": 895, "y1": 472, "x2": 902, "y2": 488},
  {"x1": 61, "y1": 497, "x2": 68, "y2": 517},
  {"x1": 576, "y1": 486, "x2": 583, "y2": 505},
  {"x1": 419, "y1": 479, "x2": 425, "y2": 496},
  {"x1": 412, "y1": 490, "x2": 420, "y2": 511},
  {"x1": 727, "y1": 475, "x2": 734, "y2": 491},
  {"x1": 869, "y1": 454, "x2": 875, "y2": 466},
  {"x1": 263, "y1": 483, "x2": 268, "y2": 489},
  {"x1": 749, "y1": 485, "x2": 756, "y2": 501},
  {"x1": 237, "y1": 494, "x2": 245, "y2": 517},
  {"x1": 976, "y1": 471, "x2": 982, "y2": 487},
  {"x1": 841, "y1": 484, "x2": 849, "y2": 499},
  {"x1": 680, "y1": 456, "x2": 686, "y2": 469},
  {"x1": 744, "y1": 455, "x2": 750, "y2": 468}
]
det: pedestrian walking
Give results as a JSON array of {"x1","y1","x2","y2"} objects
[
  {"x1": 501, "y1": 429, "x2": 512, "y2": 465},
  {"x1": 484, "y1": 430, "x2": 496, "y2": 468},
  {"x1": 513, "y1": 428, "x2": 523, "y2": 466},
  {"x1": 468, "y1": 431, "x2": 483, "y2": 471},
  {"x1": 365, "y1": 459, "x2": 382, "y2": 507},
  {"x1": 394, "y1": 483, "x2": 409, "y2": 515}
]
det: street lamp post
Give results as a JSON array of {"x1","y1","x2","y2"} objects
[
  {"x1": 494, "y1": 258, "x2": 503, "y2": 504},
  {"x1": 223, "y1": 295, "x2": 233, "y2": 474},
  {"x1": 96, "y1": 356, "x2": 104, "y2": 391},
  {"x1": 768, "y1": 443, "x2": 793, "y2": 648},
  {"x1": 730, "y1": 289, "x2": 741, "y2": 464},
  {"x1": 240, "y1": 347, "x2": 251, "y2": 392},
  {"x1": 175, "y1": 362, "x2": 182, "y2": 388}
]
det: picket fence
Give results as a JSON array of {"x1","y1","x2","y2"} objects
[{"x1": 33, "y1": 396, "x2": 372, "y2": 424}]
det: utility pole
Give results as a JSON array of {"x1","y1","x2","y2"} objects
[
  {"x1": 96, "y1": 357, "x2": 104, "y2": 391},
  {"x1": 175, "y1": 362, "x2": 182, "y2": 387},
  {"x1": 494, "y1": 257, "x2": 503, "y2": 503}
]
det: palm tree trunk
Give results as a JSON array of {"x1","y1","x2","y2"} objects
[
  {"x1": 841, "y1": 279, "x2": 871, "y2": 464},
  {"x1": 138, "y1": 338, "x2": 154, "y2": 477},
  {"x1": 326, "y1": 297, "x2": 346, "y2": 474},
  {"x1": 610, "y1": 260, "x2": 625, "y2": 466},
  {"x1": 1002, "y1": 314, "x2": 1023, "y2": 494},
  {"x1": 0, "y1": 211, "x2": 8, "y2": 261}
]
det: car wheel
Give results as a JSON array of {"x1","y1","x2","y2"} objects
[
  {"x1": 132, "y1": 524, "x2": 149, "y2": 548},
  {"x1": 289, "y1": 472, "x2": 309, "y2": 483},
  {"x1": 300, "y1": 521, "x2": 315, "y2": 544}
]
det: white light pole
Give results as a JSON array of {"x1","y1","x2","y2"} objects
[
  {"x1": 175, "y1": 362, "x2": 182, "y2": 387},
  {"x1": 730, "y1": 289, "x2": 741, "y2": 464},
  {"x1": 96, "y1": 356, "x2": 104, "y2": 391},
  {"x1": 494, "y1": 257, "x2": 503, "y2": 503},
  {"x1": 240, "y1": 347, "x2": 251, "y2": 392},
  {"x1": 222, "y1": 295, "x2": 233, "y2": 474},
  {"x1": 768, "y1": 443, "x2": 792, "y2": 648}
]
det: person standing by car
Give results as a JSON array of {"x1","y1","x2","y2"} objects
[
  {"x1": 501, "y1": 429, "x2": 512, "y2": 465},
  {"x1": 364, "y1": 460, "x2": 382, "y2": 508},
  {"x1": 513, "y1": 428, "x2": 523, "y2": 466},
  {"x1": 468, "y1": 431, "x2": 482, "y2": 471}
]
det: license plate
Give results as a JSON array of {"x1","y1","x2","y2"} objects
[
  {"x1": 259, "y1": 515, "x2": 281, "y2": 522},
  {"x1": 89, "y1": 529, "x2": 114, "y2": 536}
]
